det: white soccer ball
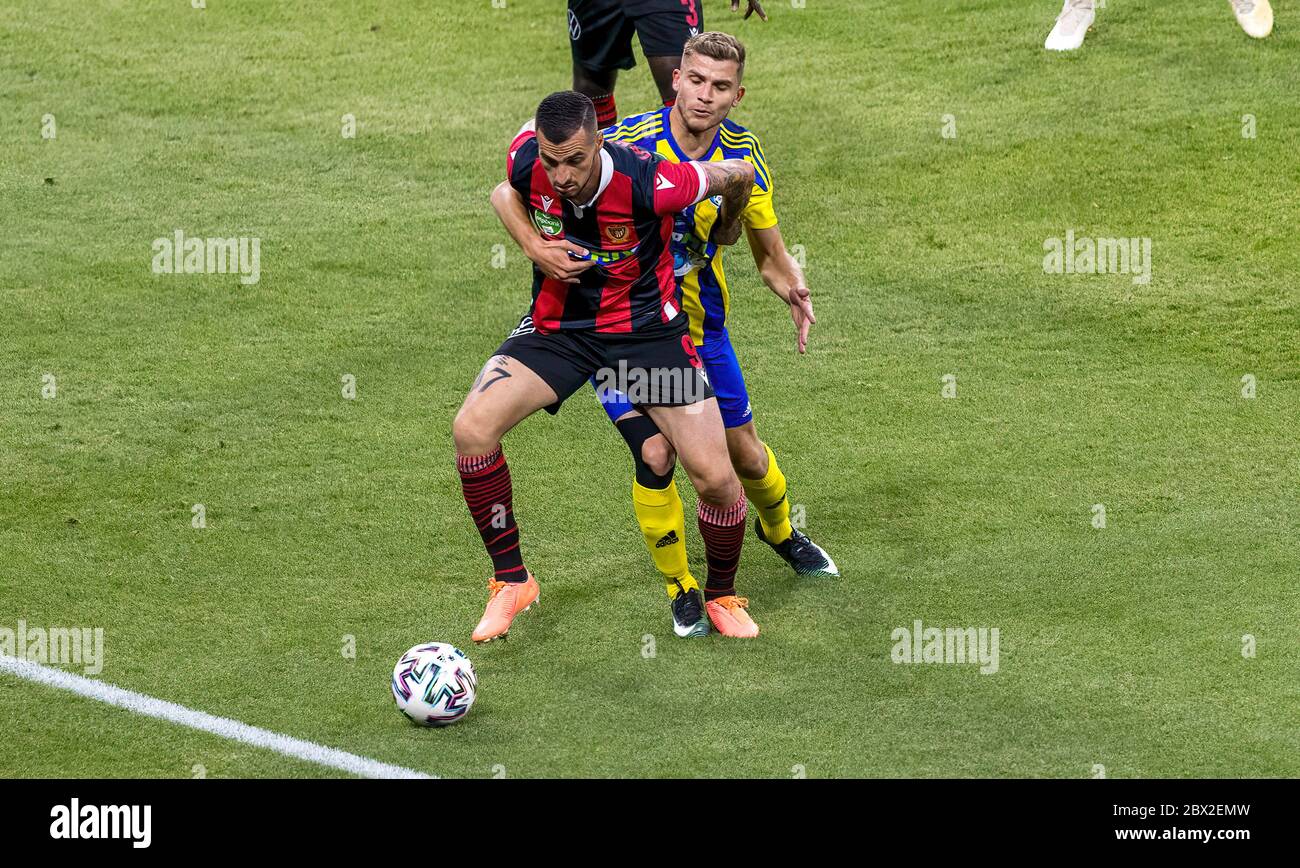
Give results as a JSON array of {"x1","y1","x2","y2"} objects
[{"x1": 391, "y1": 642, "x2": 478, "y2": 727}]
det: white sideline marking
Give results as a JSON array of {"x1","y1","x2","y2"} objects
[{"x1": 0, "y1": 655, "x2": 434, "y2": 780}]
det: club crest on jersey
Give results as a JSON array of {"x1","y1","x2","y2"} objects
[
  {"x1": 532, "y1": 210, "x2": 563, "y2": 237},
  {"x1": 604, "y1": 224, "x2": 630, "y2": 244}
]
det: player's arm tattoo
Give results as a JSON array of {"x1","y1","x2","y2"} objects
[
  {"x1": 699, "y1": 159, "x2": 755, "y2": 246},
  {"x1": 698, "y1": 159, "x2": 755, "y2": 201},
  {"x1": 473, "y1": 355, "x2": 513, "y2": 393}
]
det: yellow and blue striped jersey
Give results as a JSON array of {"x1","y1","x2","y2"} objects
[{"x1": 604, "y1": 107, "x2": 776, "y2": 346}]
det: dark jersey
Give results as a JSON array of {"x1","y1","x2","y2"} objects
[{"x1": 507, "y1": 127, "x2": 708, "y2": 335}]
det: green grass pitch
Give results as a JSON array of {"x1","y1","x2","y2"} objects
[{"x1": 1, "y1": 0, "x2": 1296, "y2": 778}]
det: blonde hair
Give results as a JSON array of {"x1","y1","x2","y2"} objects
[{"x1": 682, "y1": 31, "x2": 746, "y2": 81}]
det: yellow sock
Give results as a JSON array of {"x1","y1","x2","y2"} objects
[
  {"x1": 632, "y1": 479, "x2": 698, "y2": 598},
  {"x1": 740, "y1": 443, "x2": 793, "y2": 544}
]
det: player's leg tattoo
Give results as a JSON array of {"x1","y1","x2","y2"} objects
[
  {"x1": 455, "y1": 355, "x2": 557, "y2": 457},
  {"x1": 473, "y1": 355, "x2": 513, "y2": 394}
]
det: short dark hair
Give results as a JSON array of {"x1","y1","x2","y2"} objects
[{"x1": 535, "y1": 91, "x2": 597, "y2": 143}]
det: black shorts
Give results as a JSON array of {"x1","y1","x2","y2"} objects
[
  {"x1": 495, "y1": 316, "x2": 713, "y2": 415},
  {"x1": 568, "y1": 0, "x2": 703, "y2": 74}
]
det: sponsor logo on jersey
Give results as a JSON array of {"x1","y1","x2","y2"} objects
[
  {"x1": 532, "y1": 210, "x2": 563, "y2": 236},
  {"x1": 573, "y1": 246, "x2": 638, "y2": 265}
]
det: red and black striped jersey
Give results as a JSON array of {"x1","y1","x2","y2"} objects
[{"x1": 506, "y1": 128, "x2": 708, "y2": 335}]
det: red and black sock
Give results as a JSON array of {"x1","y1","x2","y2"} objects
[
  {"x1": 698, "y1": 495, "x2": 748, "y2": 600},
  {"x1": 662, "y1": 97, "x2": 676, "y2": 108},
  {"x1": 457, "y1": 447, "x2": 527, "y2": 582},
  {"x1": 591, "y1": 92, "x2": 617, "y2": 128}
]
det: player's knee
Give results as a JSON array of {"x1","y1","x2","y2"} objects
[
  {"x1": 452, "y1": 404, "x2": 499, "y2": 457},
  {"x1": 691, "y1": 468, "x2": 741, "y2": 509},
  {"x1": 641, "y1": 436, "x2": 676, "y2": 479},
  {"x1": 731, "y1": 440, "x2": 769, "y2": 480},
  {"x1": 616, "y1": 415, "x2": 675, "y2": 488}
]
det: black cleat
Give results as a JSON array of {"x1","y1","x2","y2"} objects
[
  {"x1": 755, "y1": 519, "x2": 839, "y2": 577},
  {"x1": 670, "y1": 581, "x2": 710, "y2": 638}
]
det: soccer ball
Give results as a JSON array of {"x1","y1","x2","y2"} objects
[{"x1": 391, "y1": 642, "x2": 478, "y2": 726}]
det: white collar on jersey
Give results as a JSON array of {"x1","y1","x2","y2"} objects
[{"x1": 571, "y1": 147, "x2": 613, "y2": 217}]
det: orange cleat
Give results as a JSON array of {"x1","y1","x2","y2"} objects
[
  {"x1": 472, "y1": 572, "x2": 539, "y2": 644},
  {"x1": 705, "y1": 595, "x2": 759, "y2": 638}
]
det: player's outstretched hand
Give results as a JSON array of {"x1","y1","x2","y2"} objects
[
  {"x1": 731, "y1": 0, "x2": 768, "y2": 21},
  {"x1": 529, "y1": 239, "x2": 596, "y2": 284},
  {"x1": 789, "y1": 283, "x2": 816, "y2": 354}
]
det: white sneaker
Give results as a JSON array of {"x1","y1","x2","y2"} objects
[
  {"x1": 1045, "y1": 0, "x2": 1096, "y2": 51},
  {"x1": 1229, "y1": 0, "x2": 1274, "y2": 38}
]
